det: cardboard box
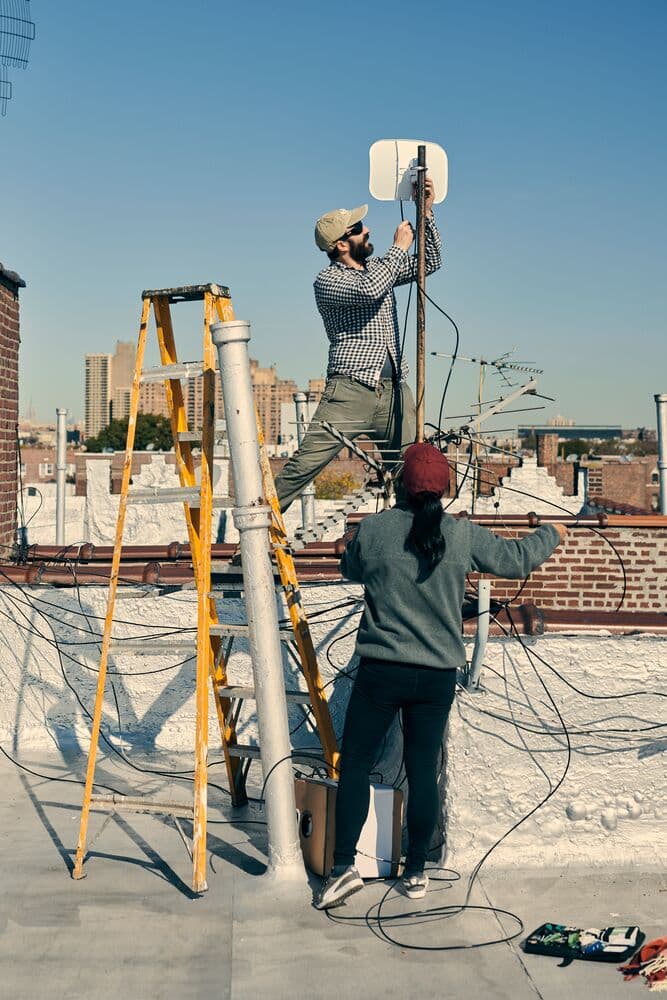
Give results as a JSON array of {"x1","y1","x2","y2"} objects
[{"x1": 294, "y1": 777, "x2": 403, "y2": 878}]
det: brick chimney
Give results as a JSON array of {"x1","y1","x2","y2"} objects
[
  {"x1": 536, "y1": 431, "x2": 558, "y2": 467},
  {"x1": 0, "y1": 264, "x2": 25, "y2": 554}
]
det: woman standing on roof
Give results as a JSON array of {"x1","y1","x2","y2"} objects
[{"x1": 315, "y1": 442, "x2": 567, "y2": 910}]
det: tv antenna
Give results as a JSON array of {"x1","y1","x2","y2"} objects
[
  {"x1": 431, "y1": 348, "x2": 549, "y2": 510},
  {"x1": 369, "y1": 139, "x2": 448, "y2": 441},
  {"x1": 0, "y1": 0, "x2": 36, "y2": 115}
]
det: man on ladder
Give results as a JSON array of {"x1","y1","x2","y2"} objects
[{"x1": 274, "y1": 178, "x2": 442, "y2": 512}]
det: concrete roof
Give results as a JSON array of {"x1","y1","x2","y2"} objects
[{"x1": 0, "y1": 751, "x2": 663, "y2": 999}]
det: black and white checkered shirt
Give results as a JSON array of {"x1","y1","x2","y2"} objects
[{"x1": 313, "y1": 216, "x2": 442, "y2": 389}]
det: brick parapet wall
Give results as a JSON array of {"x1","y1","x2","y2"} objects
[
  {"x1": 468, "y1": 524, "x2": 667, "y2": 613},
  {"x1": 0, "y1": 280, "x2": 21, "y2": 553}
]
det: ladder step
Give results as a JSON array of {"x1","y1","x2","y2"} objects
[
  {"x1": 210, "y1": 561, "x2": 282, "y2": 579},
  {"x1": 140, "y1": 362, "x2": 204, "y2": 383},
  {"x1": 90, "y1": 794, "x2": 194, "y2": 819},
  {"x1": 127, "y1": 487, "x2": 232, "y2": 508},
  {"x1": 227, "y1": 744, "x2": 324, "y2": 765},
  {"x1": 128, "y1": 486, "x2": 201, "y2": 505},
  {"x1": 218, "y1": 685, "x2": 311, "y2": 704},
  {"x1": 210, "y1": 623, "x2": 294, "y2": 641},
  {"x1": 110, "y1": 638, "x2": 195, "y2": 653},
  {"x1": 178, "y1": 422, "x2": 226, "y2": 445}
]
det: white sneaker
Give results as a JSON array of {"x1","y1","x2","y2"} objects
[
  {"x1": 314, "y1": 866, "x2": 364, "y2": 910},
  {"x1": 402, "y1": 872, "x2": 429, "y2": 899}
]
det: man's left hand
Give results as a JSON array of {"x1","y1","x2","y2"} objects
[
  {"x1": 413, "y1": 177, "x2": 436, "y2": 215},
  {"x1": 424, "y1": 178, "x2": 436, "y2": 215}
]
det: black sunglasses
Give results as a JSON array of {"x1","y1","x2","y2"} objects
[{"x1": 342, "y1": 220, "x2": 364, "y2": 239}]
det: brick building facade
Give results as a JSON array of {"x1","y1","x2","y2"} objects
[
  {"x1": 0, "y1": 264, "x2": 24, "y2": 554},
  {"x1": 586, "y1": 457, "x2": 659, "y2": 512}
]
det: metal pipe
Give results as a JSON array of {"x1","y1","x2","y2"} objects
[
  {"x1": 655, "y1": 393, "x2": 667, "y2": 515},
  {"x1": 55, "y1": 408, "x2": 67, "y2": 545},
  {"x1": 294, "y1": 392, "x2": 316, "y2": 532},
  {"x1": 467, "y1": 579, "x2": 491, "y2": 689},
  {"x1": 211, "y1": 318, "x2": 306, "y2": 885},
  {"x1": 415, "y1": 143, "x2": 427, "y2": 442}
]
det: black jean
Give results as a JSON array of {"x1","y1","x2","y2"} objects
[{"x1": 333, "y1": 658, "x2": 458, "y2": 874}]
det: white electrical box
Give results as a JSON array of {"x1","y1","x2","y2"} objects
[{"x1": 369, "y1": 139, "x2": 448, "y2": 203}]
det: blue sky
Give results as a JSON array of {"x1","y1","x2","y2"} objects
[{"x1": 2, "y1": 0, "x2": 666, "y2": 430}]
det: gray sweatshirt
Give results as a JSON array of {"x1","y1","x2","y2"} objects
[{"x1": 340, "y1": 506, "x2": 560, "y2": 669}]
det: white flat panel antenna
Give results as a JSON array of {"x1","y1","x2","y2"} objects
[{"x1": 369, "y1": 139, "x2": 448, "y2": 203}]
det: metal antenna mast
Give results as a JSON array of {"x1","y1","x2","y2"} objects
[{"x1": 415, "y1": 145, "x2": 427, "y2": 441}]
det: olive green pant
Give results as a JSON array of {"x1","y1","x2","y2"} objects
[{"x1": 275, "y1": 376, "x2": 416, "y2": 512}]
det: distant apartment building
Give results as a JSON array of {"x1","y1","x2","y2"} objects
[
  {"x1": 307, "y1": 377, "x2": 325, "y2": 405},
  {"x1": 183, "y1": 372, "x2": 225, "y2": 432},
  {"x1": 250, "y1": 360, "x2": 298, "y2": 445},
  {"x1": 109, "y1": 341, "x2": 135, "y2": 422},
  {"x1": 85, "y1": 341, "x2": 135, "y2": 437},
  {"x1": 110, "y1": 341, "x2": 135, "y2": 394},
  {"x1": 84, "y1": 353, "x2": 111, "y2": 438},
  {"x1": 138, "y1": 381, "x2": 170, "y2": 420},
  {"x1": 111, "y1": 386, "x2": 131, "y2": 422}
]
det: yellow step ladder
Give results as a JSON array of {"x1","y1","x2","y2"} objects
[{"x1": 72, "y1": 283, "x2": 339, "y2": 893}]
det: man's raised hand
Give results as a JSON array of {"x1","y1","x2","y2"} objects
[
  {"x1": 412, "y1": 177, "x2": 436, "y2": 215},
  {"x1": 394, "y1": 220, "x2": 415, "y2": 251}
]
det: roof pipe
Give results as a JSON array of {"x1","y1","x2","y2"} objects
[
  {"x1": 212, "y1": 318, "x2": 306, "y2": 888},
  {"x1": 55, "y1": 408, "x2": 68, "y2": 546},
  {"x1": 293, "y1": 392, "x2": 316, "y2": 534},
  {"x1": 655, "y1": 394, "x2": 667, "y2": 515}
]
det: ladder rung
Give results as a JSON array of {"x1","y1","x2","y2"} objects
[
  {"x1": 218, "y1": 685, "x2": 310, "y2": 704},
  {"x1": 210, "y1": 623, "x2": 294, "y2": 641},
  {"x1": 210, "y1": 561, "x2": 281, "y2": 578},
  {"x1": 178, "y1": 421, "x2": 227, "y2": 445},
  {"x1": 227, "y1": 744, "x2": 323, "y2": 765},
  {"x1": 111, "y1": 638, "x2": 195, "y2": 653},
  {"x1": 140, "y1": 362, "x2": 204, "y2": 383},
  {"x1": 128, "y1": 487, "x2": 201, "y2": 505},
  {"x1": 90, "y1": 794, "x2": 194, "y2": 819},
  {"x1": 126, "y1": 487, "x2": 232, "y2": 508}
]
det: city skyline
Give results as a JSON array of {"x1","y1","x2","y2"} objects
[{"x1": 81, "y1": 336, "x2": 325, "y2": 445}]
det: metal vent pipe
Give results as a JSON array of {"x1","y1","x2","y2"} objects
[
  {"x1": 293, "y1": 392, "x2": 316, "y2": 533},
  {"x1": 55, "y1": 408, "x2": 67, "y2": 545},
  {"x1": 655, "y1": 394, "x2": 667, "y2": 515},
  {"x1": 211, "y1": 318, "x2": 306, "y2": 886}
]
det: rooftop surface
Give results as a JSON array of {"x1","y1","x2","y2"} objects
[{"x1": 1, "y1": 750, "x2": 663, "y2": 1000}]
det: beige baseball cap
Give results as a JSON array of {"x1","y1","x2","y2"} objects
[{"x1": 314, "y1": 204, "x2": 368, "y2": 252}]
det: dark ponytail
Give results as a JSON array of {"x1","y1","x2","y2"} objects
[{"x1": 405, "y1": 491, "x2": 445, "y2": 577}]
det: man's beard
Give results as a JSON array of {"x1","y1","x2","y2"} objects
[{"x1": 349, "y1": 238, "x2": 373, "y2": 263}]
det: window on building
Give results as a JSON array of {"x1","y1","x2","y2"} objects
[
  {"x1": 19, "y1": 463, "x2": 26, "y2": 477},
  {"x1": 39, "y1": 463, "x2": 54, "y2": 477}
]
